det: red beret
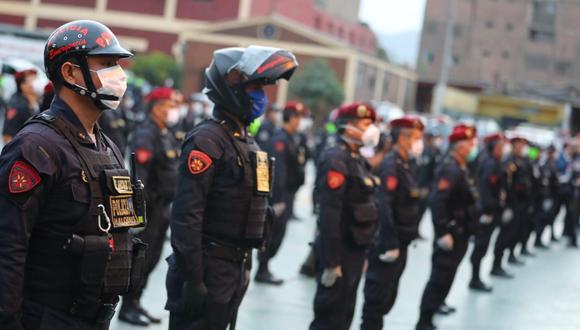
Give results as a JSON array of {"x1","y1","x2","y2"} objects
[
  {"x1": 336, "y1": 103, "x2": 376, "y2": 122},
  {"x1": 390, "y1": 116, "x2": 424, "y2": 131},
  {"x1": 43, "y1": 82, "x2": 54, "y2": 95},
  {"x1": 14, "y1": 69, "x2": 37, "y2": 82},
  {"x1": 284, "y1": 101, "x2": 308, "y2": 117},
  {"x1": 147, "y1": 87, "x2": 175, "y2": 102},
  {"x1": 483, "y1": 132, "x2": 504, "y2": 144},
  {"x1": 448, "y1": 124, "x2": 477, "y2": 143}
]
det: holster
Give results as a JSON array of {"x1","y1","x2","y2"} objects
[
  {"x1": 71, "y1": 235, "x2": 112, "y2": 321},
  {"x1": 128, "y1": 237, "x2": 148, "y2": 295}
]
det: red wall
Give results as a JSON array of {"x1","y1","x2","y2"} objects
[
  {"x1": 175, "y1": 0, "x2": 240, "y2": 21},
  {"x1": 41, "y1": 0, "x2": 96, "y2": 7},
  {"x1": 0, "y1": 14, "x2": 26, "y2": 26},
  {"x1": 107, "y1": 0, "x2": 165, "y2": 16}
]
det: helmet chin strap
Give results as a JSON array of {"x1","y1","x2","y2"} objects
[{"x1": 62, "y1": 57, "x2": 119, "y2": 110}]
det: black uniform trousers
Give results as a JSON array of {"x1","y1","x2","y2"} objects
[
  {"x1": 508, "y1": 201, "x2": 528, "y2": 253},
  {"x1": 419, "y1": 234, "x2": 469, "y2": 315},
  {"x1": 470, "y1": 214, "x2": 498, "y2": 274},
  {"x1": 493, "y1": 215, "x2": 517, "y2": 266},
  {"x1": 310, "y1": 242, "x2": 367, "y2": 330},
  {"x1": 361, "y1": 242, "x2": 409, "y2": 330},
  {"x1": 166, "y1": 255, "x2": 248, "y2": 330},
  {"x1": 21, "y1": 300, "x2": 109, "y2": 330},
  {"x1": 258, "y1": 191, "x2": 295, "y2": 264},
  {"x1": 125, "y1": 195, "x2": 171, "y2": 302},
  {"x1": 562, "y1": 193, "x2": 579, "y2": 245}
]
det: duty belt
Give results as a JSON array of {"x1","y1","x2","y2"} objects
[{"x1": 203, "y1": 241, "x2": 250, "y2": 263}]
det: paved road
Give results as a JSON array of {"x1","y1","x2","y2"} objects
[{"x1": 100, "y1": 164, "x2": 580, "y2": 330}]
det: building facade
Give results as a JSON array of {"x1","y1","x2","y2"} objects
[
  {"x1": 0, "y1": 0, "x2": 416, "y2": 109},
  {"x1": 417, "y1": 0, "x2": 580, "y2": 112}
]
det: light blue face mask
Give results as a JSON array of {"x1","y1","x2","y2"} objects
[
  {"x1": 247, "y1": 89, "x2": 269, "y2": 122},
  {"x1": 467, "y1": 146, "x2": 478, "y2": 162}
]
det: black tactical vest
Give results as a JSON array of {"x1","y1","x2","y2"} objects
[
  {"x1": 200, "y1": 120, "x2": 270, "y2": 248},
  {"x1": 23, "y1": 111, "x2": 146, "y2": 322}
]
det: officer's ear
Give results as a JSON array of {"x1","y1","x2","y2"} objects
[{"x1": 60, "y1": 61, "x2": 81, "y2": 86}]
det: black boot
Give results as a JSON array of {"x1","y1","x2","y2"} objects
[
  {"x1": 119, "y1": 300, "x2": 150, "y2": 326},
  {"x1": 507, "y1": 253, "x2": 525, "y2": 266},
  {"x1": 469, "y1": 278, "x2": 493, "y2": 292},
  {"x1": 137, "y1": 305, "x2": 161, "y2": 324},
  {"x1": 415, "y1": 312, "x2": 437, "y2": 330},
  {"x1": 520, "y1": 247, "x2": 536, "y2": 257},
  {"x1": 254, "y1": 263, "x2": 284, "y2": 285},
  {"x1": 435, "y1": 302, "x2": 456, "y2": 315}
]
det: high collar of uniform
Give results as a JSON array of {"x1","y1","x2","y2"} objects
[
  {"x1": 213, "y1": 107, "x2": 246, "y2": 139},
  {"x1": 49, "y1": 96, "x2": 103, "y2": 147}
]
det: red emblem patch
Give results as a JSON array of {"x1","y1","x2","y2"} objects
[
  {"x1": 135, "y1": 148, "x2": 153, "y2": 164},
  {"x1": 6, "y1": 108, "x2": 17, "y2": 121},
  {"x1": 437, "y1": 178, "x2": 450, "y2": 191},
  {"x1": 188, "y1": 150, "x2": 212, "y2": 175},
  {"x1": 386, "y1": 176, "x2": 398, "y2": 191},
  {"x1": 275, "y1": 141, "x2": 285, "y2": 152},
  {"x1": 327, "y1": 170, "x2": 345, "y2": 190},
  {"x1": 489, "y1": 175, "x2": 499, "y2": 185},
  {"x1": 8, "y1": 161, "x2": 41, "y2": 194}
]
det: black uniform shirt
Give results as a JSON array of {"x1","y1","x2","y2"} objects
[{"x1": 0, "y1": 96, "x2": 117, "y2": 328}]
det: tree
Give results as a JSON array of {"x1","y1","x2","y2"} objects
[
  {"x1": 130, "y1": 51, "x2": 182, "y2": 88},
  {"x1": 376, "y1": 47, "x2": 390, "y2": 62},
  {"x1": 288, "y1": 58, "x2": 344, "y2": 126}
]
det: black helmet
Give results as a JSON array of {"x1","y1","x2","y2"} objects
[
  {"x1": 204, "y1": 45, "x2": 298, "y2": 124},
  {"x1": 44, "y1": 20, "x2": 133, "y2": 108}
]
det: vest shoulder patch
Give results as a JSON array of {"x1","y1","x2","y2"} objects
[
  {"x1": 386, "y1": 176, "x2": 398, "y2": 191},
  {"x1": 327, "y1": 170, "x2": 345, "y2": 190},
  {"x1": 9, "y1": 160, "x2": 41, "y2": 194},
  {"x1": 188, "y1": 150, "x2": 213, "y2": 175}
]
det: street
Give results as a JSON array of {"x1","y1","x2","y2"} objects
[{"x1": 111, "y1": 164, "x2": 580, "y2": 330}]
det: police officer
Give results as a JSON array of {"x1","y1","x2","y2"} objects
[
  {"x1": 0, "y1": 20, "x2": 147, "y2": 329},
  {"x1": 255, "y1": 101, "x2": 307, "y2": 285},
  {"x1": 361, "y1": 116, "x2": 424, "y2": 330},
  {"x1": 470, "y1": 133, "x2": 508, "y2": 290},
  {"x1": 534, "y1": 145, "x2": 560, "y2": 248},
  {"x1": 255, "y1": 104, "x2": 281, "y2": 149},
  {"x1": 98, "y1": 98, "x2": 129, "y2": 156},
  {"x1": 119, "y1": 87, "x2": 180, "y2": 325},
  {"x1": 3, "y1": 69, "x2": 39, "y2": 144},
  {"x1": 417, "y1": 132, "x2": 443, "y2": 224},
  {"x1": 310, "y1": 103, "x2": 380, "y2": 330},
  {"x1": 504, "y1": 137, "x2": 533, "y2": 265},
  {"x1": 415, "y1": 124, "x2": 478, "y2": 330},
  {"x1": 165, "y1": 46, "x2": 298, "y2": 330}
]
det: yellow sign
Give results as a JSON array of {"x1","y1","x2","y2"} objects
[
  {"x1": 112, "y1": 176, "x2": 133, "y2": 194},
  {"x1": 109, "y1": 196, "x2": 140, "y2": 228}
]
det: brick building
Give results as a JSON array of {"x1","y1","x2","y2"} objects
[
  {"x1": 417, "y1": 0, "x2": 580, "y2": 112},
  {"x1": 0, "y1": 0, "x2": 416, "y2": 109}
]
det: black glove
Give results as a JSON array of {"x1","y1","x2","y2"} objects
[{"x1": 181, "y1": 281, "x2": 207, "y2": 316}]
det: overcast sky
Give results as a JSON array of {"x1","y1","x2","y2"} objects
[{"x1": 359, "y1": 0, "x2": 427, "y2": 35}]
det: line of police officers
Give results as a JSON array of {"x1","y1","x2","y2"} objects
[{"x1": 0, "y1": 19, "x2": 578, "y2": 330}]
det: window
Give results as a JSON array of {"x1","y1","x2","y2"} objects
[
  {"x1": 482, "y1": 49, "x2": 491, "y2": 58},
  {"x1": 529, "y1": 0, "x2": 557, "y2": 43},
  {"x1": 314, "y1": 16, "x2": 321, "y2": 29},
  {"x1": 555, "y1": 61, "x2": 572, "y2": 75},
  {"x1": 452, "y1": 55, "x2": 460, "y2": 66},
  {"x1": 485, "y1": 20, "x2": 494, "y2": 29},
  {"x1": 506, "y1": 23, "x2": 514, "y2": 31},
  {"x1": 453, "y1": 25, "x2": 463, "y2": 37},
  {"x1": 327, "y1": 22, "x2": 334, "y2": 33},
  {"x1": 525, "y1": 53, "x2": 551, "y2": 71},
  {"x1": 338, "y1": 26, "x2": 344, "y2": 38},
  {"x1": 427, "y1": 21, "x2": 438, "y2": 34},
  {"x1": 502, "y1": 51, "x2": 510, "y2": 59},
  {"x1": 423, "y1": 50, "x2": 435, "y2": 64}
]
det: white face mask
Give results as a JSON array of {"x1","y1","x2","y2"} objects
[
  {"x1": 502, "y1": 144, "x2": 512, "y2": 159},
  {"x1": 298, "y1": 118, "x2": 312, "y2": 133},
  {"x1": 520, "y1": 145, "x2": 530, "y2": 158},
  {"x1": 93, "y1": 65, "x2": 128, "y2": 110},
  {"x1": 361, "y1": 124, "x2": 381, "y2": 148},
  {"x1": 166, "y1": 108, "x2": 181, "y2": 127},
  {"x1": 410, "y1": 139, "x2": 424, "y2": 158}
]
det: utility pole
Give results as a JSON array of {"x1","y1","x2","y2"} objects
[{"x1": 430, "y1": 0, "x2": 456, "y2": 115}]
